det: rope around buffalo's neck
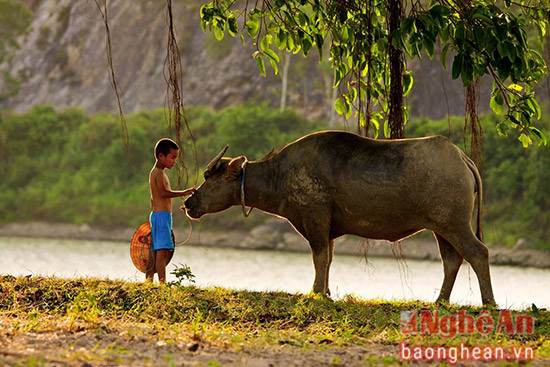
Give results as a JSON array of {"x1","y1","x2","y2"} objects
[{"x1": 241, "y1": 161, "x2": 253, "y2": 217}]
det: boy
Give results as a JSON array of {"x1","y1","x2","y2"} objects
[{"x1": 147, "y1": 138, "x2": 195, "y2": 283}]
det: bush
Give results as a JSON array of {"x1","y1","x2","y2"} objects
[{"x1": 0, "y1": 104, "x2": 322, "y2": 230}]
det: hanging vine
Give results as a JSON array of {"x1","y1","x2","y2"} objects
[
  {"x1": 95, "y1": 0, "x2": 197, "y2": 187},
  {"x1": 94, "y1": 0, "x2": 129, "y2": 158},
  {"x1": 164, "y1": 0, "x2": 197, "y2": 189},
  {"x1": 464, "y1": 79, "x2": 484, "y2": 174}
]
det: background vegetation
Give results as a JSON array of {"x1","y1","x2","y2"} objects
[{"x1": 0, "y1": 104, "x2": 548, "y2": 249}]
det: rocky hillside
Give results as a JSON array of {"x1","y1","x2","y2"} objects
[
  {"x1": 0, "y1": 0, "x2": 532, "y2": 120},
  {"x1": 1, "y1": 0, "x2": 275, "y2": 114}
]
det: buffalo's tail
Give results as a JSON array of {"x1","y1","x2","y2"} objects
[{"x1": 461, "y1": 152, "x2": 483, "y2": 242}]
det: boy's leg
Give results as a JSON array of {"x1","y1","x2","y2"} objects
[
  {"x1": 155, "y1": 249, "x2": 169, "y2": 283},
  {"x1": 145, "y1": 249, "x2": 156, "y2": 282},
  {"x1": 145, "y1": 265, "x2": 155, "y2": 282}
]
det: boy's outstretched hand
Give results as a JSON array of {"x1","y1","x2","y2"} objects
[
  {"x1": 182, "y1": 188, "x2": 195, "y2": 196},
  {"x1": 180, "y1": 188, "x2": 195, "y2": 211}
]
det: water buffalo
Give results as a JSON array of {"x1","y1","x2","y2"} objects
[{"x1": 184, "y1": 130, "x2": 495, "y2": 305}]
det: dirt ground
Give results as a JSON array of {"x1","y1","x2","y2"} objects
[
  {"x1": 0, "y1": 327, "x2": 395, "y2": 367},
  {"x1": 1, "y1": 325, "x2": 548, "y2": 367}
]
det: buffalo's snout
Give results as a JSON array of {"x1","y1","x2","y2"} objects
[
  {"x1": 183, "y1": 194, "x2": 202, "y2": 219},
  {"x1": 183, "y1": 196, "x2": 193, "y2": 209}
]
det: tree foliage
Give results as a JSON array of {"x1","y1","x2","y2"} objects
[{"x1": 200, "y1": 0, "x2": 549, "y2": 146}]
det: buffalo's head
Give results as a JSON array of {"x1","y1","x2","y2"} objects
[{"x1": 184, "y1": 145, "x2": 246, "y2": 219}]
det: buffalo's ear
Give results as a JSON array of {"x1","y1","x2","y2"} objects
[{"x1": 226, "y1": 156, "x2": 246, "y2": 180}]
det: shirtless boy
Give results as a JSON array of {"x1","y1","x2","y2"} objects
[{"x1": 148, "y1": 138, "x2": 195, "y2": 283}]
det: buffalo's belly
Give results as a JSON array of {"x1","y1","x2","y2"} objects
[
  {"x1": 331, "y1": 201, "x2": 427, "y2": 241},
  {"x1": 332, "y1": 217, "x2": 423, "y2": 241}
]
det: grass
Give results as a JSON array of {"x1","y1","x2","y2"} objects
[{"x1": 1, "y1": 275, "x2": 549, "y2": 365}]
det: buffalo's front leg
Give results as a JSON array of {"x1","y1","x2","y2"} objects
[
  {"x1": 289, "y1": 211, "x2": 332, "y2": 296},
  {"x1": 302, "y1": 218, "x2": 332, "y2": 296},
  {"x1": 310, "y1": 239, "x2": 330, "y2": 295}
]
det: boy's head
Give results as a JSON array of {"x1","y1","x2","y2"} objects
[{"x1": 154, "y1": 138, "x2": 179, "y2": 169}]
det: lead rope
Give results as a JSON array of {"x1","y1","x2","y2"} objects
[
  {"x1": 175, "y1": 217, "x2": 193, "y2": 247},
  {"x1": 241, "y1": 161, "x2": 253, "y2": 217}
]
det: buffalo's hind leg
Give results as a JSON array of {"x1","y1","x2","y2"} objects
[
  {"x1": 325, "y1": 239, "x2": 335, "y2": 296},
  {"x1": 439, "y1": 228, "x2": 495, "y2": 305},
  {"x1": 434, "y1": 232, "x2": 463, "y2": 304}
]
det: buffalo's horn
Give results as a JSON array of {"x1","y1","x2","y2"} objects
[
  {"x1": 206, "y1": 145, "x2": 229, "y2": 172},
  {"x1": 260, "y1": 147, "x2": 275, "y2": 161}
]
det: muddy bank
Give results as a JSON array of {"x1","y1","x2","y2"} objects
[{"x1": 1, "y1": 220, "x2": 549, "y2": 269}]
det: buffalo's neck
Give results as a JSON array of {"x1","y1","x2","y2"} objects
[{"x1": 242, "y1": 159, "x2": 286, "y2": 217}]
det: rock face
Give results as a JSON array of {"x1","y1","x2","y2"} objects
[
  {"x1": 1, "y1": 0, "x2": 498, "y2": 120},
  {"x1": 1, "y1": 0, "x2": 270, "y2": 114}
]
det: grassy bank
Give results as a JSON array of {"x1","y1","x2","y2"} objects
[{"x1": 1, "y1": 276, "x2": 549, "y2": 366}]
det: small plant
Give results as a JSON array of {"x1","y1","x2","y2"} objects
[{"x1": 168, "y1": 263, "x2": 195, "y2": 286}]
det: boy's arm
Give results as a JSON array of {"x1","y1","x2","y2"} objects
[{"x1": 156, "y1": 174, "x2": 195, "y2": 198}]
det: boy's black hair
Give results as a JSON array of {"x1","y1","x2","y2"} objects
[{"x1": 154, "y1": 138, "x2": 179, "y2": 159}]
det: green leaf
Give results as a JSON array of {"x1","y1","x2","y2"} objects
[
  {"x1": 302, "y1": 37, "x2": 312, "y2": 55},
  {"x1": 228, "y1": 17, "x2": 238, "y2": 37},
  {"x1": 529, "y1": 127, "x2": 547, "y2": 145},
  {"x1": 214, "y1": 25, "x2": 225, "y2": 41},
  {"x1": 403, "y1": 72, "x2": 413, "y2": 97},
  {"x1": 441, "y1": 43, "x2": 451, "y2": 69},
  {"x1": 529, "y1": 98, "x2": 542, "y2": 120},
  {"x1": 490, "y1": 92, "x2": 504, "y2": 115},
  {"x1": 423, "y1": 38, "x2": 435, "y2": 59},
  {"x1": 452, "y1": 54, "x2": 463, "y2": 80},
  {"x1": 264, "y1": 48, "x2": 280, "y2": 63},
  {"x1": 402, "y1": 18, "x2": 414, "y2": 33},
  {"x1": 276, "y1": 29, "x2": 287, "y2": 49},
  {"x1": 518, "y1": 133, "x2": 532, "y2": 148},
  {"x1": 473, "y1": 24, "x2": 485, "y2": 44},
  {"x1": 496, "y1": 121, "x2": 509, "y2": 136},
  {"x1": 510, "y1": 115, "x2": 520, "y2": 127},
  {"x1": 343, "y1": 96, "x2": 352, "y2": 119},
  {"x1": 245, "y1": 19, "x2": 259, "y2": 38},
  {"x1": 286, "y1": 36, "x2": 295, "y2": 51},
  {"x1": 384, "y1": 120, "x2": 391, "y2": 138},
  {"x1": 260, "y1": 35, "x2": 269, "y2": 52},
  {"x1": 334, "y1": 98, "x2": 344, "y2": 115},
  {"x1": 508, "y1": 83, "x2": 523, "y2": 92},
  {"x1": 371, "y1": 118, "x2": 380, "y2": 139},
  {"x1": 342, "y1": 27, "x2": 349, "y2": 42},
  {"x1": 350, "y1": 86, "x2": 358, "y2": 103},
  {"x1": 455, "y1": 21, "x2": 465, "y2": 47},
  {"x1": 269, "y1": 58, "x2": 279, "y2": 76},
  {"x1": 256, "y1": 56, "x2": 266, "y2": 77},
  {"x1": 315, "y1": 33, "x2": 324, "y2": 60},
  {"x1": 460, "y1": 60, "x2": 473, "y2": 86}
]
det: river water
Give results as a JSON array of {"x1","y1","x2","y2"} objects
[{"x1": 1, "y1": 236, "x2": 549, "y2": 310}]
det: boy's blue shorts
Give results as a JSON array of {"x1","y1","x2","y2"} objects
[{"x1": 149, "y1": 211, "x2": 174, "y2": 251}]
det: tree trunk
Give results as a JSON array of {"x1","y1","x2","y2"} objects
[
  {"x1": 387, "y1": 0, "x2": 404, "y2": 139},
  {"x1": 464, "y1": 79, "x2": 484, "y2": 174}
]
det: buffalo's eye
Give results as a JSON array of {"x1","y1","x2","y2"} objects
[{"x1": 204, "y1": 171, "x2": 211, "y2": 180}]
